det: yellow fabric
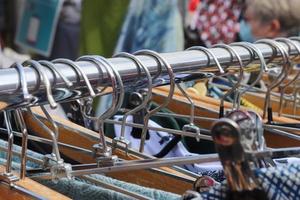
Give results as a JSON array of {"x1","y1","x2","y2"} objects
[
  {"x1": 240, "y1": 97, "x2": 263, "y2": 113},
  {"x1": 193, "y1": 81, "x2": 207, "y2": 96},
  {"x1": 186, "y1": 87, "x2": 200, "y2": 96}
]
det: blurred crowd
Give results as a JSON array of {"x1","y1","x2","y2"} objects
[{"x1": 0, "y1": 0, "x2": 299, "y2": 65}]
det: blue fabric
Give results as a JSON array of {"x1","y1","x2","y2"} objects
[
  {"x1": 201, "y1": 163, "x2": 300, "y2": 200},
  {"x1": 255, "y1": 164, "x2": 300, "y2": 200},
  {"x1": 115, "y1": 0, "x2": 184, "y2": 53}
]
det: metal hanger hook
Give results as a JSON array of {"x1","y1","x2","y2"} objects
[
  {"x1": 52, "y1": 58, "x2": 95, "y2": 97},
  {"x1": 12, "y1": 62, "x2": 34, "y2": 103},
  {"x1": 255, "y1": 39, "x2": 291, "y2": 119},
  {"x1": 230, "y1": 42, "x2": 267, "y2": 109},
  {"x1": 77, "y1": 55, "x2": 124, "y2": 122},
  {"x1": 76, "y1": 55, "x2": 124, "y2": 163},
  {"x1": 187, "y1": 46, "x2": 225, "y2": 74},
  {"x1": 112, "y1": 52, "x2": 153, "y2": 154},
  {"x1": 3, "y1": 111, "x2": 14, "y2": 175},
  {"x1": 23, "y1": 60, "x2": 57, "y2": 109},
  {"x1": 134, "y1": 49, "x2": 175, "y2": 153},
  {"x1": 274, "y1": 38, "x2": 300, "y2": 116},
  {"x1": 212, "y1": 44, "x2": 245, "y2": 116},
  {"x1": 14, "y1": 109, "x2": 28, "y2": 179},
  {"x1": 39, "y1": 60, "x2": 73, "y2": 88}
]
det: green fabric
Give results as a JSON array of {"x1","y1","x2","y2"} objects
[{"x1": 80, "y1": 0, "x2": 129, "y2": 57}]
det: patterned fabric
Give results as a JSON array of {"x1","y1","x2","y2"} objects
[
  {"x1": 201, "y1": 163, "x2": 300, "y2": 200},
  {"x1": 196, "y1": 0, "x2": 242, "y2": 47},
  {"x1": 201, "y1": 170, "x2": 225, "y2": 183},
  {"x1": 256, "y1": 164, "x2": 300, "y2": 200}
]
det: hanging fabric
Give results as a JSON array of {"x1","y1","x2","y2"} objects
[
  {"x1": 80, "y1": 0, "x2": 129, "y2": 57},
  {"x1": 114, "y1": 0, "x2": 184, "y2": 53},
  {"x1": 195, "y1": 0, "x2": 242, "y2": 47}
]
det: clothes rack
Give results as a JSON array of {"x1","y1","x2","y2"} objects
[{"x1": 0, "y1": 37, "x2": 300, "y2": 199}]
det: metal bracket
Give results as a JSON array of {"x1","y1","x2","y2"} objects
[
  {"x1": 42, "y1": 154, "x2": 61, "y2": 169},
  {"x1": 42, "y1": 154, "x2": 73, "y2": 182},
  {"x1": 93, "y1": 144, "x2": 118, "y2": 167},
  {"x1": 50, "y1": 162, "x2": 73, "y2": 183},
  {"x1": 182, "y1": 124, "x2": 201, "y2": 142},
  {"x1": 112, "y1": 136, "x2": 131, "y2": 156},
  {"x1": 0, "y1": 173, "x2": 19, "y2": 185}
]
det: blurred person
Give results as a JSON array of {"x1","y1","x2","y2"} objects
[{"x1": 240, "y1": 0, "x2": 300, "y2": 42}]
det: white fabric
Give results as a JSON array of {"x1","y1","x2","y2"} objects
[
  {"x1": 274, "y1": 157, "x2": 300, "y2": 166},
  {"x1": 113, "y1": 115, "x2": 223, "y2": 173},
  {"x1": 0, "y1": 48, "x2": 30, "y2": 68}
]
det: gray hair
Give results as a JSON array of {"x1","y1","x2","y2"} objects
[{"x1": 246, "y1": 0, "x2": 300, "y2": 36}]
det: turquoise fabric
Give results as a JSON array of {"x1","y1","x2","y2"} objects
[
  {"x1": 115, "y1": 0, "x2": 184, "y2": 53},
  {"x1": 0, "y1": 139, "x2": 180, "y2": 200}
]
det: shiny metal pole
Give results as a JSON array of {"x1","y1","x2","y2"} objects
[{"x1": 0, "y1": 40, "x2": 298, "y2": 98}]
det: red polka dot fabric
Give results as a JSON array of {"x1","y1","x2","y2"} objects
[{"x1": 196, "y1": 0, "x2": 242, "y2": 47}]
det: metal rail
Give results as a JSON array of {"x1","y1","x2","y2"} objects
[{"x1": 0, "y1": 40, "x2": 299, "y2": 98}]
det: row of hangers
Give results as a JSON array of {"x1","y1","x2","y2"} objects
[{"x1": 0, "y1": 37, "x2": 300, "y2": 199}]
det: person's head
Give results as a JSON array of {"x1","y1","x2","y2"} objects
[{"x1": 240, "y1": 0, "x2": 300, "y2": 42}]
